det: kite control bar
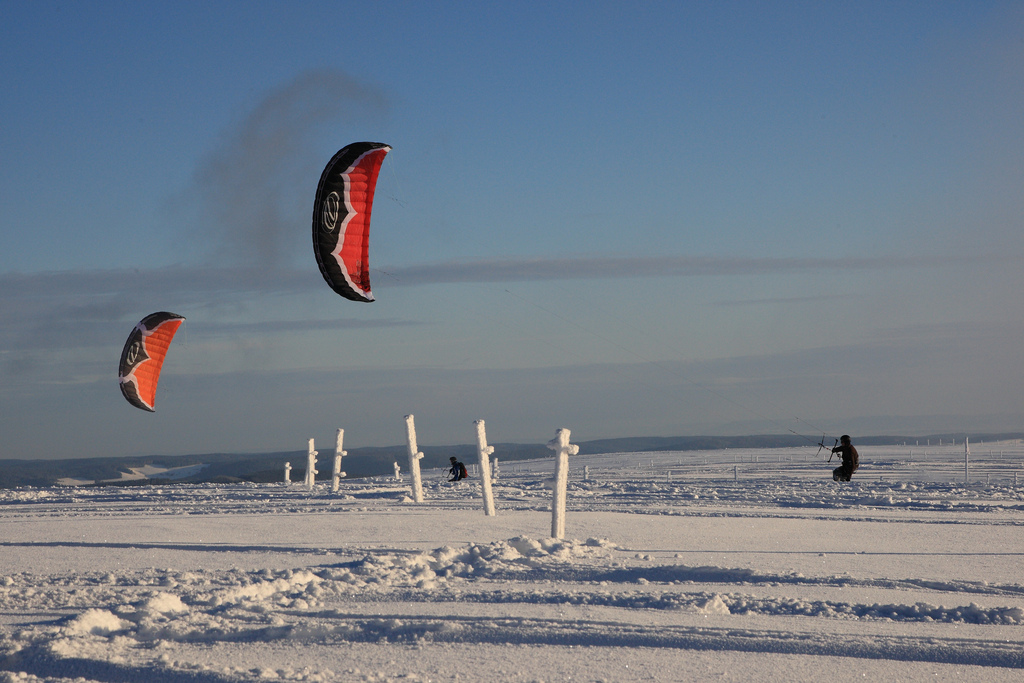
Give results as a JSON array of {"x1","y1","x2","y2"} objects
[{"x1": 816, "y1": 435, "x2": 839, "y2": 462}]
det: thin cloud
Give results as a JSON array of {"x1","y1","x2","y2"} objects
[
  {"x1": 377, "y1": 253, "x2": 1005, "y2": 286},
  {"x1": 713, "y1": 294, "x2": 850, "y2": 307},
  {"x1": 0, "y1": 266, "x2": 314, "y2": 300},
  {"x1": 190, "y1": 317, "x2": 419, "y2": 337},
  {"x1": 2, "y1": 251, "x2": 1011, "y2": 309},
  {"x1": 0, "y1": 267, "x2": 395, "y2": 358},
  {"x1": 2, "y1": 251, "x2": 1016, "y2": 359}
]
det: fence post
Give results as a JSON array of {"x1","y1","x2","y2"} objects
[
  {"x1": 332, "y1": 429, "x2": 348, "y2": 493},
  {"x1": 965, "y1": 437, "x2": 970, "y2": 483},
  {"x1": 474, "y1": 419, "x2": 497, "y2": 517},
  {"x1": 284, "y1": 461, "x2": 291, "y2": 484},
  {"x1": 404, "y1": 414, "x2": 425, "y2": 502},
  {"x1": 393, "y1": 461, "x2": 401, "y2": 481},
  {"x1": 548, "y1": 428, "x2": 579, "y2": 539},
  {"x1": 306, "y1": 438, "x2": 318, "y2": 491}
]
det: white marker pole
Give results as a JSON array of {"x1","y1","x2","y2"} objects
[
  {"x1": 332, "y1": 428, "x2": 347, "y2": 493},
  {"x1": 306, "y1": 438, "x2": 318, "y2": 491},
  {"x1": 474, "y1": 419, "x2": 496, "y2": 516},
  {"x1": 965, "y1": 437, "x2": 970, "y2": 484},
  {"x1": 548, "y1": 428, "x2": 579, "y2": 539},
  {"x1": 404, "y1": 414, "x2": 425, "y2": 503},
  {"x1": 283, "y1": 462, "x2": 291, "y2": 484}
]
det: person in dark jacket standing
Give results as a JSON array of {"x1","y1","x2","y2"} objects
[{"x1": 832, "y1": 435, "x2": 859, "y2": 481}]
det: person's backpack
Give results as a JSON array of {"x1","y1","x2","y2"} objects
[{"x1": 458, "y1": 462, "x2": 468, "y2": 479}]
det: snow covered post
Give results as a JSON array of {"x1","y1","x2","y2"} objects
[
  {"x1": 393, "y1": 461, "x2": 401, "y2": 481},
  {"x1": 332, "y1": 429, "x2": 347, "y2": 493},
  {"x1": 547, "y1": 428, "x2": 579, "y2": 539},
  {"x1": 964, "y1": 437, "x2": 970, "y2": 483},
  {"x1": 474, "y1": 419, "x2": 497, "y2": 517},
  {"x1": 404, "y1": 414, "x2": 425, "y2": 503},
  {"x1": 305, "y1": 438, "x2": 318, "y2": 491},
  {"x1": 284, "y1": 462, "x2": 291, "y2": 484},
  {"x1": 493, "y1": 458, "x2": 500, "y2": 480}
]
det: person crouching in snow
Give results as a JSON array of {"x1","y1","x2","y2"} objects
[
  {"x1": 448, "y1": 457, "x2": 468, "y2": 482},
  {"x1": 832, "y1": 435, "x2": 859, "y2": 482}
]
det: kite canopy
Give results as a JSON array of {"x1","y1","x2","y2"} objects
[
  {"x1": 312, "y1": 141, "x2": 391, "y2": 302},
  {"x1": 118, "y1": 312, "x2": 185, "y2": 412}
]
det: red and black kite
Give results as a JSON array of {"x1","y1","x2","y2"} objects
[
  {"x1": 118, "y1": 312, "x2": 185, "y2": 412},
  {"x1": 312, "y1": 142, "x2": 391, "y2": 302}
]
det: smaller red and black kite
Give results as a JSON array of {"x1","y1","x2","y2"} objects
[{"x1": 118, "y1": 312, "x2": 185, "y2": 412}]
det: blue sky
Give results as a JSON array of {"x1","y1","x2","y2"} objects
[{"x1": 2, "y1": 1, "x2": 1022, "y2": 459}]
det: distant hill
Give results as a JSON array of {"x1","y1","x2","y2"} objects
[{"x1": 1, "y1": 432, "x2": 1021, "y2": 489}]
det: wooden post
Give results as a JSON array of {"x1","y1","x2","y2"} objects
[
  {"x1": 332, "y1": 429, "x2": 347, "y2": 493},
  {"x1": 306, "y1": 438, "x2": 318, "y2": 491},
  {"x1": 283, "y1": 462, "x2": 291, "y2": 484},
  {"x1": 404, "y1": 414, "x2": 425, "y2": 502},
  {"x1": 547, "y1": 428, "x2": 579, "y2": 539},
  {"x1": 964, "y1": 437, "x2": 970, "y2": 484},
  {"x1": 474, "y1": 419, "x2": 497, "y2": 516}
]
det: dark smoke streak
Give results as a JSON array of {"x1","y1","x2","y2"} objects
[{"x1": 192, "y1": 69, "x2": 388, "y2": 269}]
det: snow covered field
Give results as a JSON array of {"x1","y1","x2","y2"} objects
[{"x1": 2, "y1": 440, "x2": 1024, "y2": 682}]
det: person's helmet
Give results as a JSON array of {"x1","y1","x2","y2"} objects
[
  {"x1": 450, "y1": 456, "x2": 457, "y2": 461},
  {"x1": 840, "y1": 434, "x2": 851, "y2": 443}
]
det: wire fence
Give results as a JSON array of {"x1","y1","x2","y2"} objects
[{"x1": 492, "y1": 440, "x2": 1024, "y2": 487}]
